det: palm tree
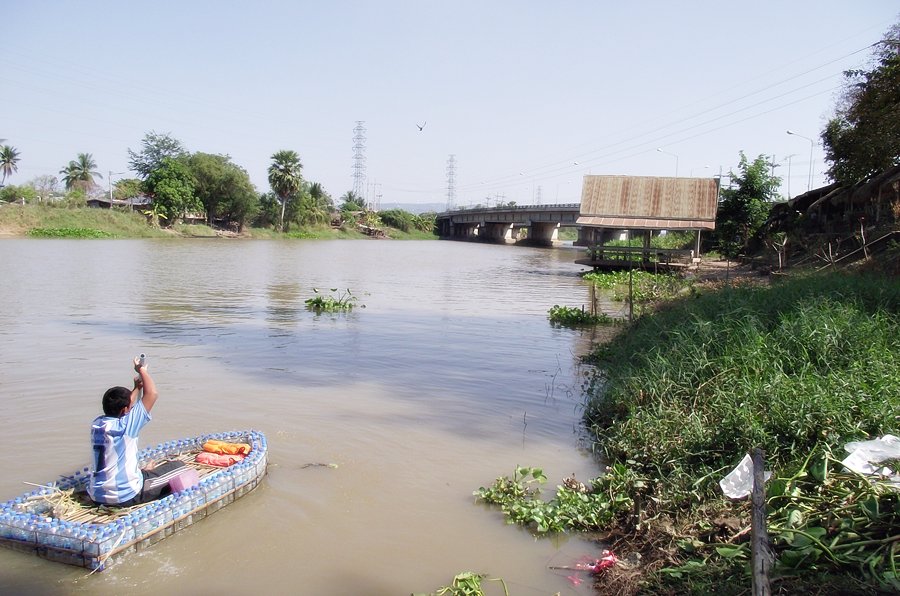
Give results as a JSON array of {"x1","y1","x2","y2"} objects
[
  {"x1": 60, "y1": 153, "x2": 102, "y2": 191},
  {"x1": 0, "y1": 145, "x2": 21, "y2": 185},
  {"x1": 299, "y1": 182, "x2": 333, "y2": 226},
  {"x1": 267, "y1": 150, "x2": 303, "y2": 231}
]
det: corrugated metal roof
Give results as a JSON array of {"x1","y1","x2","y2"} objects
[
  {"x1": 579, "y1": 175, "x2": 718, "y2": 230},
  {"x1": 575, "y1": 216, "x2": 716, "y2": 230}
]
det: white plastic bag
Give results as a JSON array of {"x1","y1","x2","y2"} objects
[
  {"x1": 841, "y1": 434, "x2": 900, "y2": 476},
  {"x1": 719, "y1": 453, "x2": 772, "y2": 499}
]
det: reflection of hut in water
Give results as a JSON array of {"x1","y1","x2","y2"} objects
[{"x1": 576, "y1": 175, "x2": 718, "y2": 271}]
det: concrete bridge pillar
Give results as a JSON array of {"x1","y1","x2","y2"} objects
[
  {"x1": 576, "y1": 227, "x2": 596, "y2": 246},
  {"x1": 483, "y1": 222, "x2": 515, "y2": 243},
  {"x1": 529, "y1": 222, "x2": 560, "y2": 246}
]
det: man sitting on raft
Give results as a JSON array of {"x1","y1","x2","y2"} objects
[{"x1": 87, "y1": 356, "x2": 184, "y2": 506}]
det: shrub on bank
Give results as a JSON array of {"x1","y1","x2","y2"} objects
[
  {"x1": 583, "y1": 271, "x2": 899, "y2": 496},
  {"x1": 478, "y1": 271, "x2": 900, "y2": 592}
]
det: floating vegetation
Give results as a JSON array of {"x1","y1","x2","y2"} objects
[
  {"x1": 304, "y1": 288, "x2": 360, "y2": 312},
  {"x1": 413, "y1": 571, "x2": 509, "y2": 596},
  {"x1": 548, "y1": 304, "x2": 613, "y2": 327},
  {"x1": 27, "y1": 227, "x2": 117, "y2": 239}
]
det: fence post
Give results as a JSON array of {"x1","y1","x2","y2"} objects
[{"x1": 751, "y1": 447, "x2": 772, "y2": 596}]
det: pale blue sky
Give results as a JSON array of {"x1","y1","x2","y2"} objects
[{"x1": 2, "y1": 1, "x2": 897, "y2": 207}]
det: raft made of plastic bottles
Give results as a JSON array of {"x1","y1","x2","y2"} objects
[{"x1": 0, "y1": 430, "x2": 268, "y2": 571}]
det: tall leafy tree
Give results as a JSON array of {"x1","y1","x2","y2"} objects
[
  {"x1": 267, "y1": 150, "x2": 303, "y2": 231},
  {"x1": 128, "y1": 131, "x2": 187, "y2": 179},
  {"x1": 60, "y1": 153, "x2": 102, "y2": 191},
  {"x1": 113, "y1": 178, "x2": 143, "y2": 200},
  {"x1": 715, "y1": 152, "x2": 781, "y2": 257},
  {"x1": 142, "y1": 157, "x2": 199, "y2": 226},
  {"x1": 0, "y1": 145, "x2": 21, "y2": 185},
  {"x1": 822, "y1": 22, "x2": 900, "y2": 185},
  {"x1": 187, "y1": 152, "x2": 258, "y2": 231}
]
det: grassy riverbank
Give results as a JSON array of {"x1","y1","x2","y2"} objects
[
  {"x1": 0, "y1": 203, "x2": 436, "y2": 240},
  {"x1": 477, "y1": 269, "x2": 900, "y2": 594}
]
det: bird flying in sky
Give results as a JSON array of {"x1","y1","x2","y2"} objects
[{"x1": 416, "y1": 122, "x2": 426, "y2": 131}]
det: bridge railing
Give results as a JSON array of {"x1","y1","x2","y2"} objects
[{"x1": 584, "y1": 245, "x2": 695, "y2": 265}]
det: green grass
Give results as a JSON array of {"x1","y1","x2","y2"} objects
[
  {"x1": 479, "y1": 271, "x2": 900, "y2": 593},
  {"x1": 583, "y1": 271, "x2": 899, "y2": 487},
  {"x1": 1, "y1": 204, "x2": 169, "y2": 238}
]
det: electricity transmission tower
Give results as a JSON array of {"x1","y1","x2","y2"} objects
[
  {"x1": 446, "y1": 154, "x2": 457, "y2": 210},
  {"x1": 352, "y1": 121, "x2": 367, "y2": 200}
]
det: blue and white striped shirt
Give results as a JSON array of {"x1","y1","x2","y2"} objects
[{"x1": 87, "y1": 400, "x2": 152, "y2": 504}]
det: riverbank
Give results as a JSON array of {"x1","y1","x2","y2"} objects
[
  {"x1": 0, "y1": 203, "x2": 436, "y2": 240},
  {"x1": 476, "y1": 267, "x2": 899, "y2": 595}
]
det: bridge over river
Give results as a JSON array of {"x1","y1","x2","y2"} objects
[{"x1": 435, "y1": 203, "x2": 588, "y2": 246}]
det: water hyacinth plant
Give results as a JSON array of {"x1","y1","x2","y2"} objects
[
  {"x1": 304, "y1": 288, "x2": 360, "y2": 312},
  {"x1": 548, "y1": 304, "x2": 613, "y2": 327}
]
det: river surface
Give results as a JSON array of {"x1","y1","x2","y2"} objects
[{"x1": 0, "y1": 238, "x2": 622, "y2": 595}]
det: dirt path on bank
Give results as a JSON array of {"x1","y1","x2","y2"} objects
[{"x1": 688, "y1": 258, "x2": 771, "y2": 285}]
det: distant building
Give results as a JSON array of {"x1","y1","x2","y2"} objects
[{"x1": 86, "y1": 195, "x2": 152, "y2": 211}]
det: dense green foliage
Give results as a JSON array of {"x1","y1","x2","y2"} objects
[
  {"x1": 142, "y1": 157, "x2": 200, "y2": 226},
  {"x1": 715, "y1": 152, "x2": 781, "y2": 257},
  {"x1": 27, "y1": 227, "x2": 116, "y2": 238},
  {"x1": 475, "y1": 465, "x2": 639, "y2": 533},
  {"x1": 548, "y1": 304, "x2": 612, "y2": 326},
  {"x1": 187, "y1": 152, "x2": 258, "y2": 230},
  {"x1": 0, "y1": 184, "x2": 38, "y2": 204},
  {"x1": 822, "y1": 22, "x2": 900, "y2": 185},
  {"x1": 584, "y1": 272, "x2": 898, "y2": 492},
  {"x1": 378, "y1": 208, "x2": 436, "y2": 233},
  {"x1": 480, "y1": 271, "x2": 900, "y2": 593},
  {"x1": 583, "y1": 270, "x2": 694, "y2": 308}
]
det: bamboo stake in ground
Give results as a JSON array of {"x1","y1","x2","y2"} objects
[{"x1": 751, "y1": 447, "x2": 773, "y2": 596}]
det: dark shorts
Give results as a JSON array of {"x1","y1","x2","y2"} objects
[{"x1": 115, "y1": 460, "x2": 187, "y2": 507}]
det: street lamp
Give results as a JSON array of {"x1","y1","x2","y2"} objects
[
  {"x1": 786, "y1": 130, "x2": 814, "y2": 192},
  {"x1": 656, "y1": 148, "x2": 679, "y2": 177},
  {"x1": 108, "y1": 170, "x2": 125, "y2": 205},
  {"x1": 690, "y1": 165, "x2": 710, "y2": 177}
]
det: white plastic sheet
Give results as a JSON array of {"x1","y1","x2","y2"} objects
[
  {"x1": 719, "y1": 453, "x2": 772, "y2": 499},
  {"x1": 841, "y1": 435, "x2": 900, "y2": 486}
]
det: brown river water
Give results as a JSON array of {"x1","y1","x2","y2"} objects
[{"x1": 0, "y1": 238, "x2": 623, "y2": 595}]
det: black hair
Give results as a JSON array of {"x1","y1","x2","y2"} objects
[{"x1": 102, "y1": 386, "x2": 132, "y2": 417}]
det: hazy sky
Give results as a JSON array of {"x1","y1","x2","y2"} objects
[{"x1": 3, "y1": 1, "x2": 897, "y2": 207}]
